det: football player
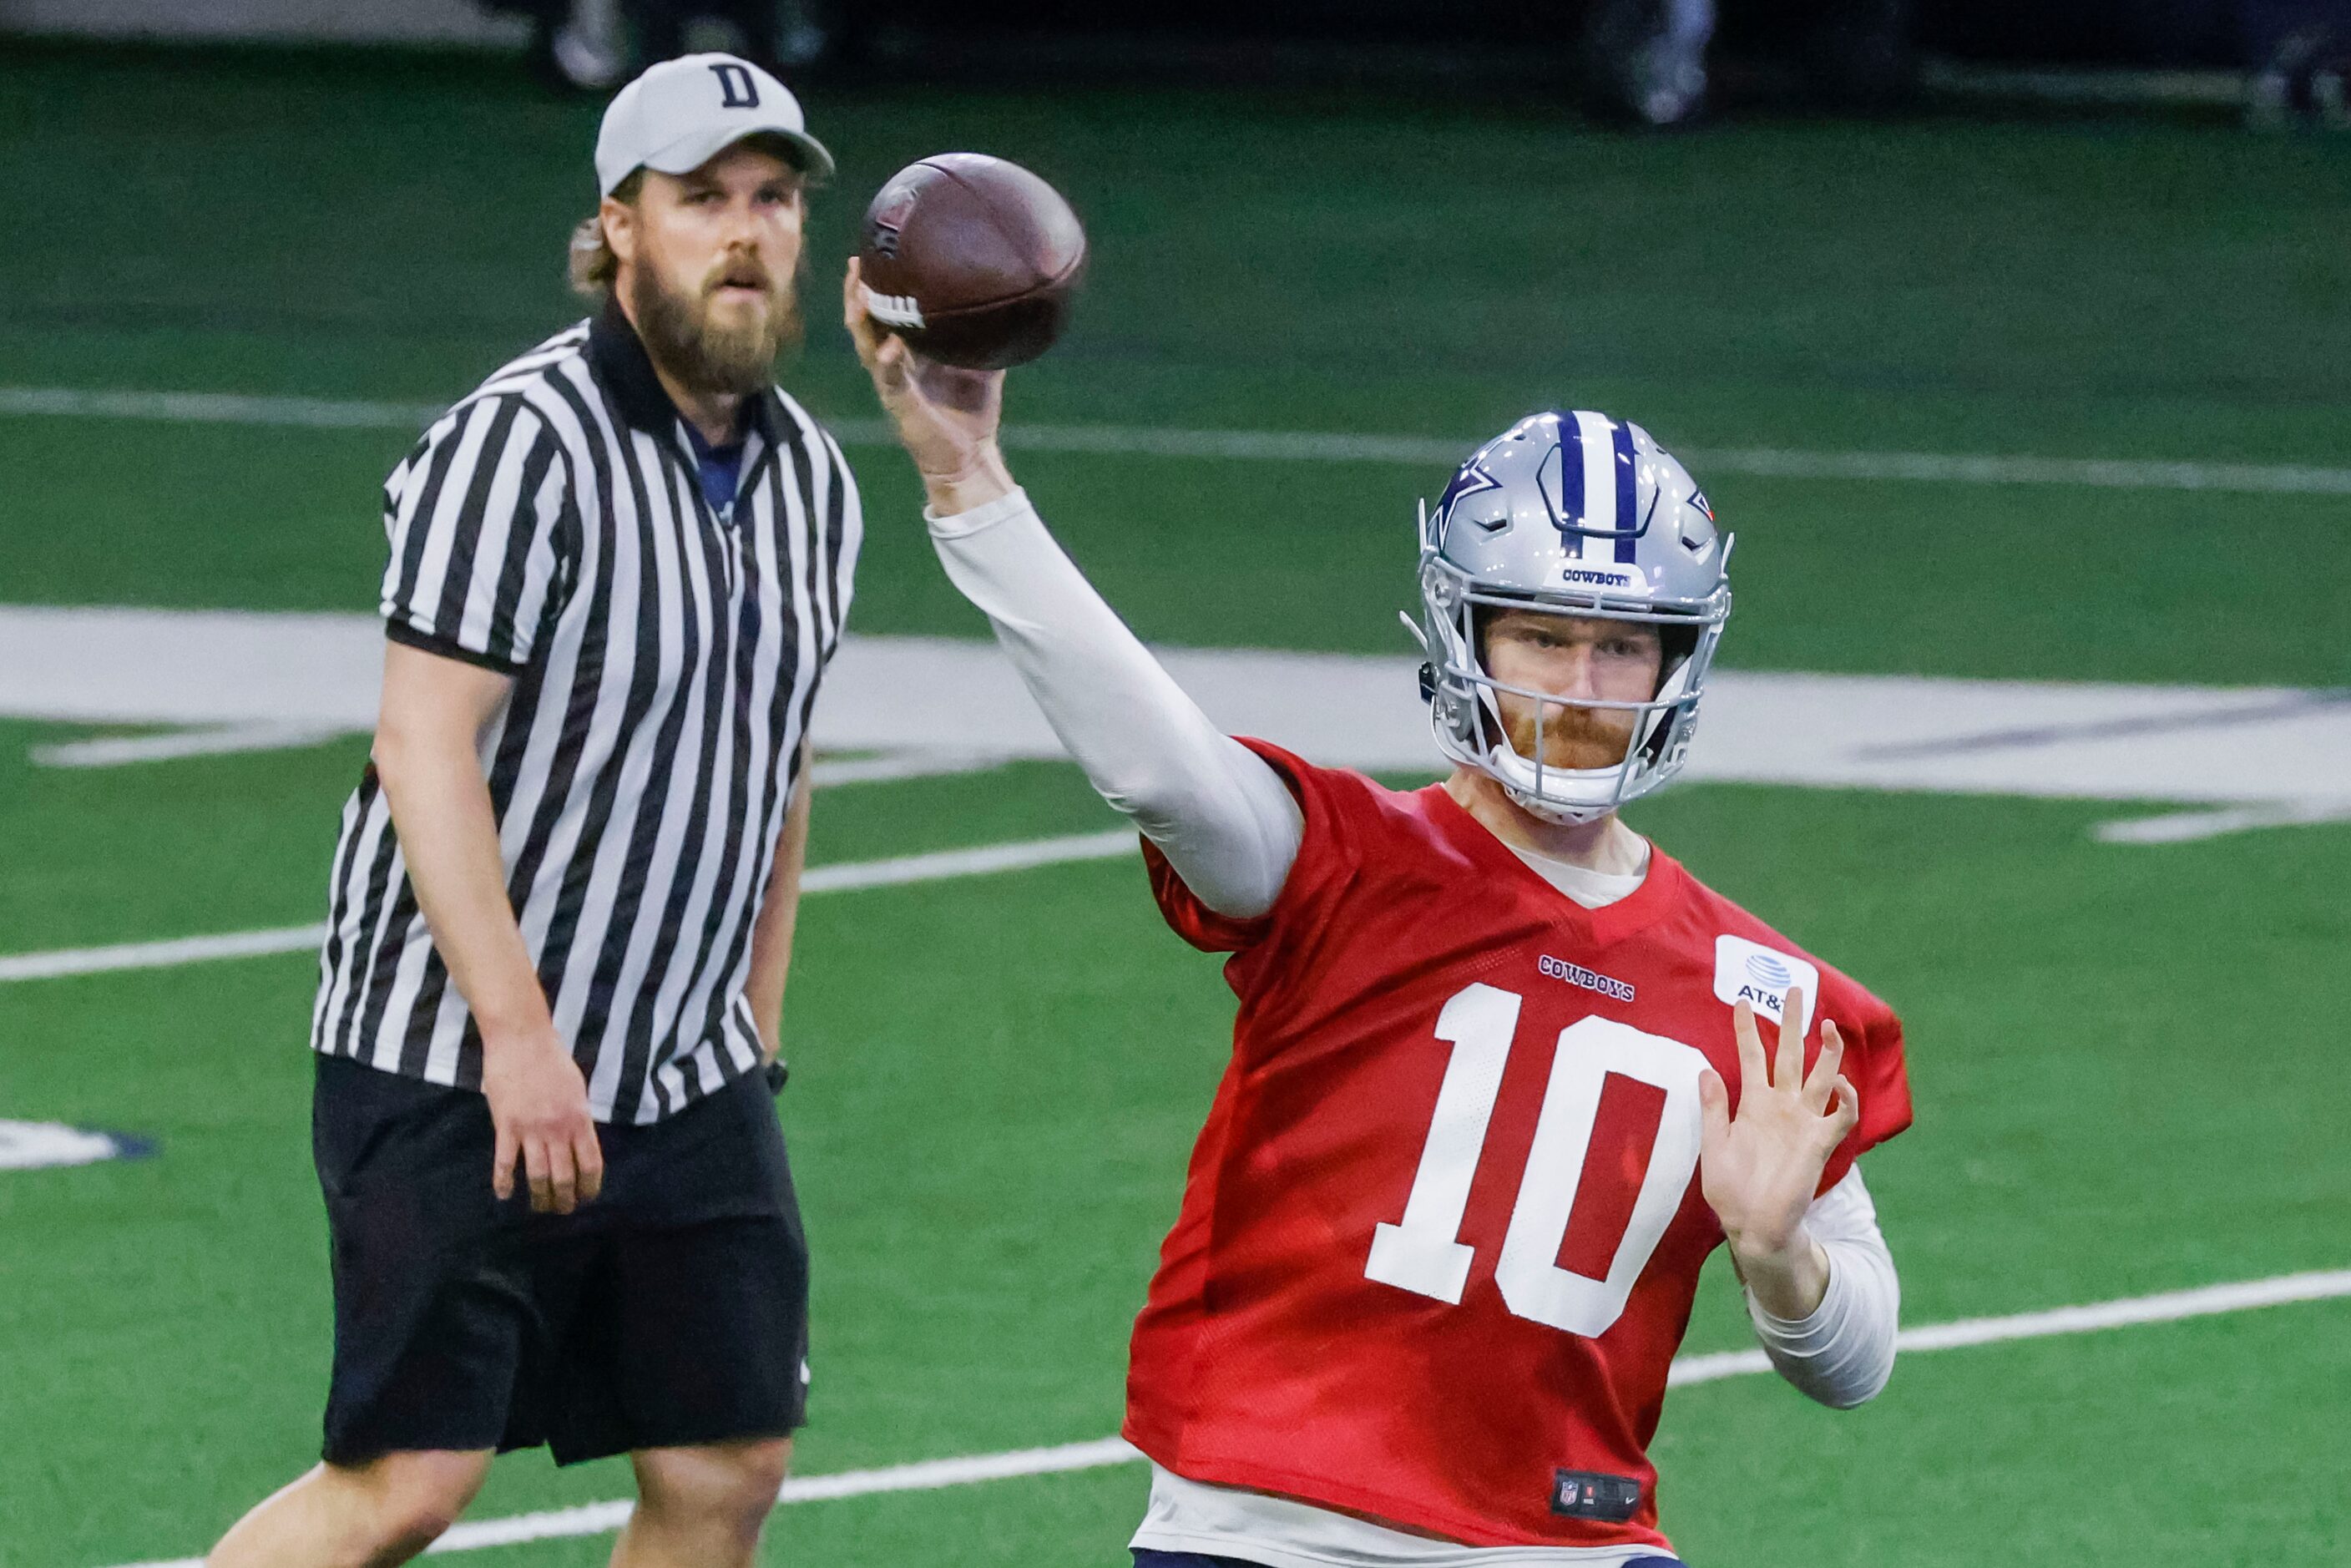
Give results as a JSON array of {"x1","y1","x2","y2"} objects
[{"x1": 847, "y1": 268, "x2": 1912, "y2": 1568}]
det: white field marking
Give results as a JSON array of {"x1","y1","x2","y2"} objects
[
  {"x1": 0, "y1": 385, "x2": 446, "y2": 431},
  {"x1": 8, "y1": 383, "x2": 2351, "y2": 496},
  {"x1": 0, "y1": 1120, "x2": 129, "y2": 1171},
  {"x1": 428, "y1": 1500, "x2": 632, "y2": 1554},
  {"x1": 29, "y1": 727, "x2": 1008, "y2": 780},
  {"x1": 806, "y1": 749, "x2": 1014, "y2": 788},
  {"x1": 2092, "y1": 798, "x2": 2351, "y2": 845},
  {"x1": 106, "y1": 1439, "x2": 1150, "y2": 1568},
  {"x1": 8, "y1": 609, "x2": 2351, "y2": 834},
  {"x1": 1920, "y1": 58, "x2": 2246, "y2": 108},
  {"x1": 1665, "y1": 1267, "x2": 2351, "y2": 1385},
  {"x1": 0, "y1": 832, "x2": 1136, "y2": 986},
  {"x1": 32, "y1": 722, "x2": 354, "y2": 768},
  {"x1": 1676, "y1": 444, "x2": 2351, "y2": 496},
  {"x1": 796, "y1": 829, "x2": 1134, "y2": 895},
  {"x1": 0, "y1": 924, "x2": 332, "y2": 984},
  {"x1": 94, "y1": 1270, "x2": 2351, "y2": 1568}
]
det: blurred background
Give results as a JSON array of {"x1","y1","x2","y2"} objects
[
  {"x1": 2, "y1": 5, "x2": 2346, "y2": 1567},
  {"x1": 10, "y1": 0, "x2": 2351, "y2": 120}
]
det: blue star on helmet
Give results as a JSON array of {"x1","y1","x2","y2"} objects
[{"x1": 1431, "y1": 453, "x2": 1506, "y2": 546}]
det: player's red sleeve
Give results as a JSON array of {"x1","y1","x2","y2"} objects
[
  {"x1": 1818, "y1": 1000, "x2": 1913, "y2": 1192},
  {"x1": 1141, "y1": 839, "x2": 1265, "y2": 951},
  {"x1": 1139, "y1": 736, "x2": 1368, "y2": 954}
]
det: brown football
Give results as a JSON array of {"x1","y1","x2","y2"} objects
[{"x1": 857, "y1": 154, "x2": 1087, "y2": 371}]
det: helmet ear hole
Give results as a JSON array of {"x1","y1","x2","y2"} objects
[
  {"x1": 1637, "y1": 708, "x2": 1678, "y2": 768},
  {"x1": 1656, "y1": 621, "x2": 1701, "y2": 697}
]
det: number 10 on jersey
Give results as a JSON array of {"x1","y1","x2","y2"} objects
[{"x1": 1365, "y1": 983, "x2": 1709, "y2": 1338}]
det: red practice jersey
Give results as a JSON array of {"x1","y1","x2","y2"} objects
[{"x1": 1125, "y1": 741, "x2": 1913, "y2": 1554}]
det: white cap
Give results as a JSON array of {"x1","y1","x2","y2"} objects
[{"x1": 594, "y1": 53, "x2": 835, "y2": 197}]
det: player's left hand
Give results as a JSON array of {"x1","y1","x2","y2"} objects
[{"x1": 1696, "y1": 989, "x2": 1859, "y2": 1290}]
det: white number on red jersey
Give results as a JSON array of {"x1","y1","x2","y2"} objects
[{"x1": 1364, "y1": 983, "x2": 1709, "y2": 1338}]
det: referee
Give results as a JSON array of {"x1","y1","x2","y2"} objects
[{"x1": 208, "y1": 54, "x2": 860, "y2": 1568}]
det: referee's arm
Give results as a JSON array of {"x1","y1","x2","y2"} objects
[
  {"x1": 371, "y1": 397, "x2": 598, "y2": 1214},
  {"x1": 375, "y1": 645, "x2": 605, "y2": 1215},
  {"x1": 743, "y1": 739, "x2": 815, "y2": 1065}
]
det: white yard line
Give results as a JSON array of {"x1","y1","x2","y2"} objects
[
  {"x1": 1664, "y1": 1266, "x2": 2351, "y2": 1384},
  {"x1": 0, "y1": 1120, "x2": 136, "y2": 1171},
  {"x1": 2091, "y1": 799, "x2": 2351, "y2": 845},
  {"x1": 0, "y1": 831, "x2": 1136, "y2": 985},
  {"x1": 798, "y1": 829, "x2": 1133, "y2": 893},
  {"x1": 806, "y1": 749, "x2": 1013, "y2": 788},
  {"x1": 1675, "y1": 444, "x2": 2351, "y2": 495},
  {"x1": 96, "y1": 1267, "x2": 2351, "y2": 1568},
  {"x1": 7, "y1": 383, "x2": 2349, "y2": 495},
  {"x1": 1920, "y1": 59, "x2": 2246, "y2": 108},
  {"x1": 425, "y1": 1439, "x2": 1146, "y2": 1554},
  {"x1": 0, "y1": 386, "x2": 447, "y2": 430},
  {"x1": 31, "y1": 730, "x2": 1013, "y2": 778},
  {"x1": 0, "y1": 924, "x2": 333, "y2": 983},
  {"x1": 31, "y1": 722, "x2": 355, "y2": 768}
]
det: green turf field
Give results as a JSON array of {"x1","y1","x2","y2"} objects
[{"x1": 2, "y1": 42, "x2": 2348, "y2": 1568}]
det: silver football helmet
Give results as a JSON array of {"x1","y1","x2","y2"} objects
[{"x1": 1414, "y1": 410, "x2": 1732, "y2": 824}]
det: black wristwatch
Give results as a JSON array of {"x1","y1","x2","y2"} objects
[{"x1": 763, "y1": 1058, "x2": 789, "y2": 1093}]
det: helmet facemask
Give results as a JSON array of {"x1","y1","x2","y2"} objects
[{"x1": 1419, "y1": 556, "x2": 1727, "y2": 824}]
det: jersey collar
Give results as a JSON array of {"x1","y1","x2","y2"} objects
[{"x1": 1421, "y1": 781, "x2": 1685, "y2": 950}]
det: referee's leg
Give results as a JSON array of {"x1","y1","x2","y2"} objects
[
  {"x1": 614, "y1": 1439, "x2": 794, "y2": 1567},
  {"x1": 595, "y1": 1078, "x2": 812, "y2": 1566},
  {"x1": 204, "y1": 1058, "x2": 526, "y2": 1565},
  {"x1": 205, "y1": 1451, "x2": 491, "y2": 1567}
]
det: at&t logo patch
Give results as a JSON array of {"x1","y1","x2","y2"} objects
[{"x1": 1711, "y1": 934, "x2": 1818, "y2": 1038}]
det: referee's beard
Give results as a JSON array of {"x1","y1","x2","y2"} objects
[{"x1": 629, "y1": 248, "x2": 805, "y2": 399}]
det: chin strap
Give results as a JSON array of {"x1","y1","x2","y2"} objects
[{"x1": 1501, "y1": 779, "x2": 1614, "y2": 827}]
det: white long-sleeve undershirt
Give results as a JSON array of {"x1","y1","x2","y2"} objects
[
  {"x1": 1747, "y1": 1164, "x2": 1900, "y2": 1407},
  {"x1": 926, "y1": 488, "x2": 1301, "y2": 919},
  {"x1": 926, "y1": 486, "x2": 1899, "y2": 1422}
]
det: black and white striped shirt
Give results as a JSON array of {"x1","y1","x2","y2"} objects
[{"x1": 312, "y1": 301, "x2": 862, "y2": 1124}]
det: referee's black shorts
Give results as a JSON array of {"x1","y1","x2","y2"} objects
[{"x1": 312, "y1": 1053, "x2": 810, "y2": 1466}]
